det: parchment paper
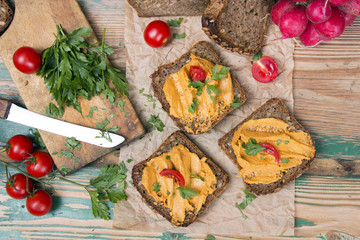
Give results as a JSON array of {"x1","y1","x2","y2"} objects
[{"x1": 113, "y1": 1, "x2": 296, "y2": 236}]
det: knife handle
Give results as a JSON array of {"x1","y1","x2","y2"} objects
[{"x1": 0, "y1": 99, "x2": 11, "y2": 119}]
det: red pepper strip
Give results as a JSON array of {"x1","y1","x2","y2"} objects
[
  {"x1": 159, "y1": 169, "x2": 185, "y2": 186},
  {"x1": 259, "y1": 143, "x2": 280, "y2": 164}
]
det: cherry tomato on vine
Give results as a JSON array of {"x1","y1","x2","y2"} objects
[
  {"x1": 251, "y1": 53, "x2": 279, "y2": 83},
  {"x1": 159, "y1": 169, "x2": 185, "y2": 186},
  {"x1": 26, "y1": 189, "x2": 53, "y2": 216},
  {"x1": 13, "y1": 46, "x2": 42, "y2": 74},
  {"x1": 6, "y1": 173, "x2": 34, "y2": 199},
  {"x1": 6, "y1": 135, "x2": 33, "y2": 161},
  {"x1": 189, "y1": 66, "x2": 207, "y2": 82},
  {"x1": 143, "y1": 20, "x2": 171, "y2": 48},
  {"x1": 26, "y1": 152, "x2": 54, "y2": 178}
]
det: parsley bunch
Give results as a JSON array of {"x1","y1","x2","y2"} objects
[{"x1": 37, "y1": 25, "x2": 130, "y2": 117}]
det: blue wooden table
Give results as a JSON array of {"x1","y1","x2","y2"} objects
[{"x1": 0, "y1": 0, "x2": 359, "y2": 239}]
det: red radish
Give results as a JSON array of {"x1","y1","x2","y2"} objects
[
  {"x1": 271, "y1": 0, "x2": 296, "y2": 25},
  {"x1": 293, "y1": 0, "x2": 308, "y2": 2},
  {"x1": 343, "y1": 11, "x2": 358, "y2": 25},
  {"x1": 315, "y1": 7, "x2": 345, "y2": 39},
  {"x1": 339, "y1": 0, "x2": 360, "y2": 15},
  {"x1": 306, "y1": 0, "x2": 332, "y2": 23},
  {"x1": 329, "y1": 0, "x2": 349, "y2": 6},
  {"x1": 279, "y1": 5, "x2": 308, "y2": 38},
  {"x1": 300, "y1": 22, "x2": 326, "y2": 46}
]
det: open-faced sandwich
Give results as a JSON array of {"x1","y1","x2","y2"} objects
[
  {"x1": 219, "y1": 98, "x2": 316, "y2": 195},
  {"x1": 132, "y1": 131, "x2": 229, "y2": 226},
  {"x1": 151, "y1": 41, "x2": 247, "y2": 134}
]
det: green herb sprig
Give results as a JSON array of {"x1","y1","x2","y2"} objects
[
  {"x1": 167, "y1": 18, "x2": 184, "y2": 27},
  {"x1": 241, "y1": 138, "x2": 265, "y2": 156},
  {"x1": 37, "y1": 25, "x2": 130, "y2": 116},
  {"x1": 147, "y1": 114, "x2": 165, "y2": 132},
  {"x1": 177, "y1": 186, "x2": 198, "y2": 199},
  {"x1": 235, "y1": 189, "x2": 257, "y2": 220}
]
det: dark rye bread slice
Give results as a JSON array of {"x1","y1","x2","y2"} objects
[
  {"x1": 0, "y1": 0, "x2": 13, "y2": 35},
  {"x1": 150, "y1": 41, "x2": 247, "y2": 134},
  {"x1": 127, "y1": 0, "x2": 210, "y2": 17},
  {"x1": 218, "y1": 98, "x2": 316, "y2": 195},
  {"x1": 202, "y1": 0, "x2": 276, "y2": 55},
  {"x1": 132, "y1": 131, "x2": 229, "y2": 227}
]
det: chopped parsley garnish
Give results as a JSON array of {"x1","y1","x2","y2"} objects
[
  {"x1": 167, "y1": 18, "x2": 184, "y2": 27},
  {"x1": 188, "y1": 98, "x2": 200, "y2": 114},
  {"x1": 59, "y1": 166, "x2": 71, "y2": 175},
  {"x1": 235, "y1": 189, "x2": 257, "y2": 220},
  {"x1": 173, "y1": 32, "x2": 186, "y2": 39},
  {"x1": 166, "y1": 190, "x2": 171, "y2": 196},
  {"x1": 55, "y1": 137, "x2": 82, "y2": 168},
  {"x1": 190, "y1": 173, "x2": 205, "y2": 182},
  {"x1": 147, "y1": 114, "x2": 165, "y2": 132},
  {"x1": 165, "y1": 155, "x2": 171, "y2": 160},
  {"x1": 139, "y1": 88, "x2": 145, "y2": 94},
  {"x1": 153, "y1": 183, "x2": 161, "y2": 192},
  {"x1": 177, "y1": 186, "x2": 198, "y2": 199},
  {"x1": 188, "y1": 80, "x2": 206, "y2": 96},
  {"x1": 211, "y1": 64, "x2": 230, "y2": 81},
  {"x1": 230, "y1": 97, "x2": 243, "y2": 108},
  {"x1": 277, "y1": 139, "x2": 282, "y2": 145},
  {"x1": 126, "y1": 159, "x2": 133, "y2": 163},
  {"x1": 45, "y1": 103, "x2": 64, "y2": 118},
  {"x1": 241, "y1": 138, "x2": 265, "y2": 156},
  {"x1": 280, "y1": 158, "x2": 289, "y2": 164},
  {"x1": 205, "y1": 235, "x2": 216, "y2": 240},
  {"x1": 284, "y1": 140, "x2": 290, "y2": 144},
  {"x1": 252, "y1": 51, "x2": 263, "y2": 61}
]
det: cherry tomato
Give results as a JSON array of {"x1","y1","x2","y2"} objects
[
  {"x1": 6, "y1": 135, "x2": 33, "y2": 161},
  {"x1": 13, "y1": 46, "x2": 42, "y2": 74},
  {"x1": 26, "y1": 189, "x2": 53, "y2": 216},
  {"x1": 251, "y1": 56, "x2": 279, "y2": 83},
  {"x1": 189, "y1": 66, "x2": 207, "y2": 82},
  {"x1": 26, "y1": 152, "x2": 54, "y2": 178},
  {"x1": 6, "y1": 173, "x2": 34, "y2": 199},
  {"x1": 159, "y1": 169, "x2": 185, "y2": 186},
  {"x1": 259, "y1": 142, "x2": 280, "y2": 164},
  {"x1": 143, "y1": 20, "x2": 171, "y2": 48}
]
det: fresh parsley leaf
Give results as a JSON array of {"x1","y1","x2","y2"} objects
[
  {"x1": 126, "y1": 159, "x2": 133, "y2": 163},
  {"x1": 59, "y1": 166, "x2": 71, "y2": 175},
  {"x1": 88, "y1": 190, "x2": 110, "y2": 220},
  {"x1": 207, "y1": 84, "x2": 220, "y2": 95},
  {"x1": 167, "y1": 17, "x2": 184, "y2": 27},
  {"x1": 211, "y1": 64, "x2": 230, "y2": 81},
  {"x1": 173, "y1": 32, "x2": 186, "y2": 39},
  {"x1": 45, "y1": 103, "x2": 64, "y2": 118},
  {"x1": 119, "y1": 161, "x2": 128, "y2": 175},
  {"x1": 147, "y1": 114, "x2": 165, "y2": 132},
  {"x1": 230, "y1": 97, "x2": 243, "y2": 108},
  {"x1": 188, "y1": 97, "x2": 200, "y2": 114},
  {"x1": 205, "y1": 235, "x2": 216, "y2": 240},
  {"x1": 284, "y1": 140, "x2": 290, "y2": 144},
  {"x1": 166, "y1": 190, "x2": 170, "y2": 196},
  {"x1": 165, "y1": 155, "x2": 171, "y2": 160},
  {"x1": 277, "y1": 139, "x2": 282, "y2": 145},
  {"x1": 86, "y1": 106, "x2": 98, "y2": 118},
  {"x1": 177, "y1": 186, "x2": 198, "y2": 199},
  {"x1": 139, "y1": 88, "x2": 144, "y2": 94},
  {"x1": 235, "y1": 189, "x2": 257, "y2": 220},
  {"x1": 96, "y1": 118, "x2": 111, "y2": 130},
  {"x1": 241, "y1": 138, "x2": 265, "y2": 156},
  {"x1": 190, "y1": 172, "x2": 205, "y2": 182},
  {"x1": 280, "y1": 158, "x2": 289, "y2": 164},
  {"x1": 188, "y1": 80, "x2": 206, "y2": 96},
  {"x1": 29, "y1": 129, "x2": 46, "y2": 150},
  {"x1": 153, "y1": 183, "x2": 161, "y2": 192},
  {"x1": 252, "y1": 51, "x2": 263, "y2": 61}
]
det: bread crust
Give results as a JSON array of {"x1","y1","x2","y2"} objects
[
  {"x1": 218, "y1": 98, "x2": 316, "y2": 195},
  {"x1": 132, "y1": 131, "x2": 229, "y2": 227},
  {"x1": 150, "y1": 41, "x2": 247, "y2": 134},
  {"x1": 202, "y1": 0, "x2": 275, "y2": 55}
]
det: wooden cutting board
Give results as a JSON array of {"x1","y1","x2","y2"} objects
[{"x1": 0, "y1": 0, "x2": 145, "y2": 174}]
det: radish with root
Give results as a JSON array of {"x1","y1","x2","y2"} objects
[
  {"x1": 306, "y1": 0, "x2": 333, "y2": 23},
  {"x1": 271, "y1": 0, "x2": 295, "y2": 25},
  {"x1": 339, "y1": 0, "x2": 360, "y2": 15},
  {"x1": 299, "y1": 22, "x2": 326, "y2": 46},
  {"x1": 343, "y1": 11, "x2": 358, "y2": 25},
  {"x1": 279, "y1": 5, "x2": 308, "y2": 38},
  {"x1": 315, "y1": 7, "x2": 345, "y2": 39}
]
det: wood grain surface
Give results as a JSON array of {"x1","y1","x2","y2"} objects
[
  {"x1": 0, "y1": 0, "x2": 144, "y2": 174},
  {"x1": 0, "y1": 0, "x2": 359, "y2": 239}
]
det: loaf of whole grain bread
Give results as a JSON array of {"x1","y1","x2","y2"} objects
[
  {"x1": 128, "y1": 0, "x2": 210, "y2": 17},
  {"x1": 132, "y1": 131, "x2": 229, "y2": 226},
  {"x1": 150, "y1": 41, "x2": 247, "y2": 134},
  {"x1": 0, "y1": 0, "x2": 13, "y2": 35},
  {"x1": 218, "y1": 98, "x2": 316, "y2": 195},
  {"x1": 202, "y1": 0, "x2": 276, "y2": 55}
]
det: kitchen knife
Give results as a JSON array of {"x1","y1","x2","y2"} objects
[{"x1": 0, "y1": 100, "x2": 125, "y2": 148}]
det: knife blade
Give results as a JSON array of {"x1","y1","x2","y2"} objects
[{"x1": 0, "y1": 100, "x2": 125, "y2": 148}]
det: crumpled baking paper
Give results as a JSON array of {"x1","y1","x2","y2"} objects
[{"x1": 113, "y1": 1, "x2": 296, "y2": 236}]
